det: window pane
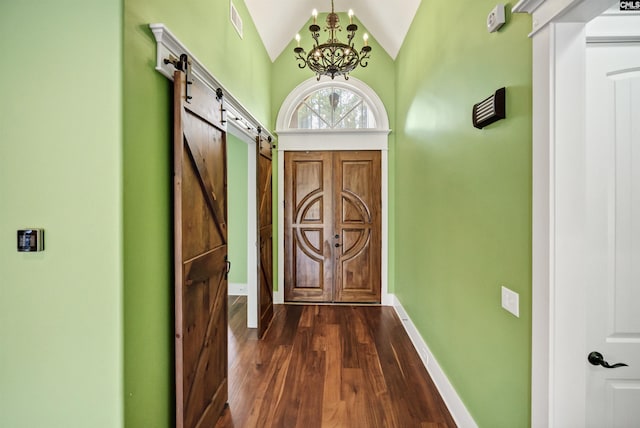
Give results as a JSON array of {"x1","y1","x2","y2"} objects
[{"x1": 289, "y1": 87, "x2": 376, "y2": 129}]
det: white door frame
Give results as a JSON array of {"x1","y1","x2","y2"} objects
[
  {"x1": 274, "y1": 77, "x2": 392, "y2": 305},
  {"x1": 227, "y1": 128, "x2": 258, "y2": 328},
  {"x1": 512, "y1": 0, "x2": 625, "y2": 426}
]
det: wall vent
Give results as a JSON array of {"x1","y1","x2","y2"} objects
[
  {"x1": 472, "y1": 87, "x2": 506, "y2": 129},
  {"x1": 230, "y1": 1, "x2": 243, "y2": 39}
]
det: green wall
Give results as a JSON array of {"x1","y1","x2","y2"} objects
[
  {"x1": 227, "y1": 134, "x2": 249, "y2": 285},
  {"x1": 394, "y1": 1, "x2": 532, "y2": 426},
  {"x1": 271, "y1": 13, "x2": 397, "y2": 292},
  {"x1": 0, "y1": 1, "x2": 123, "y2": 427},
  {"x1": 1, "y1": 1, "x2": 535, "y2": 427},
  {"x1": 123, "y1": 0, "x2": 272, "y2": 426}
]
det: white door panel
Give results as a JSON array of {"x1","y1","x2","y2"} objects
[
  {"x1": 586, "y1": 44, "x2": 640, "y2": 427},
  {"x1": 606, "y1": 380, "x2": 640, "y2": 427}
]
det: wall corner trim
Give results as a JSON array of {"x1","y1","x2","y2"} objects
[
  {"x1": 392, "y1": 295, "x2": 478, "y2": 428},
  {"x1": 149, "y1": 23, "x2": 274, "y2": 142}
]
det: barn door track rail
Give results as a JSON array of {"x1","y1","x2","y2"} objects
[{"x1": 150, "y1": 23, "x2": 274, "y2": 142}]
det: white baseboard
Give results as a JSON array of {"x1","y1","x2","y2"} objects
[
  {"x1": 229, "y1": 282, "x2": 248, "y2": 296},
  {"x1": 273, "y1": 288, "x2": 284, "y2": 304},
  {"x1": 391, "y1": 294, "x2": 478, "y2": 428}
]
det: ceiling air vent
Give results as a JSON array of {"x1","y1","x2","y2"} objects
[
  {"x1": 472, "y1": 87, "x2": 506, "y2": 129},
  {"x1": 230, "y1": 1, "x2": 243, "y2": 39}
]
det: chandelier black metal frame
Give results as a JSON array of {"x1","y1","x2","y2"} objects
[{"x1": 294, "y1": 0, "x2": 372, "y2": 80}]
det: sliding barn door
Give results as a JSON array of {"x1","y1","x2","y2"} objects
[
  {"x1": 284, "y1": 151, "x2": 381, "y2": 303},
  {"x1": 173, "y1": 68, "x2": 228, "y2": 428},
  {"x1": 256, "y1": 135, "x2": 273, "y2": 338}
]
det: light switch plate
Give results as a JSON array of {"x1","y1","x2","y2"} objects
[
  {"x1": 501, "y1": 286, "x2": 519, "y2": 317},
  {"x1": 487, "y1": 4, "x2": 506, "y2": 33}
]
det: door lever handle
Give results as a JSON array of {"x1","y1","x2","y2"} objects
[
  {"x1": 588, "y1": 351, "x2": 628, "y2": 369},
  {"x1": 225, "y1": 260, "x2": 231, "y2": 279}
]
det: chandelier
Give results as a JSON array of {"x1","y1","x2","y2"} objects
[{"x1": 294, "y1": 0, "x2": 372, "y2": 80}]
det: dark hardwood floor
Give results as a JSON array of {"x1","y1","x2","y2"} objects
[{"x1": 216, "y1": 296, "x2": 456, "y2": 428}]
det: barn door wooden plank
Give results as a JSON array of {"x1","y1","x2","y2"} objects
[
  {"x1": 174, "y1": 67, "x2": 228, "y2": 428},
  {"x1": 182, "y1": 132, "x2": 227, "y2": 242},
  {"x1": 256, "y1": 135, "x2": 274, "y2": 338}
]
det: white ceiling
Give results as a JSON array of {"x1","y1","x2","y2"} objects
[{"x1": 244, "y1": 0, "x2": 422, "y2": 61}]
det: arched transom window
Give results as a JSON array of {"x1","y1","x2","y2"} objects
[{"x1": 289, "y1": 86, "x2": 376, "y2": 130}]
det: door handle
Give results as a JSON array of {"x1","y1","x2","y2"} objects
[
  {"x1": 588, "y1": 351, "x2": 628, "y2": 369},
  {"x1": 225, "y1": 259, "x2": 231, "y2": 279}
]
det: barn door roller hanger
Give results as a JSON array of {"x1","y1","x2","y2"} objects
[{"x1": 164, "y1": 53, "x2": 194, "y2": 102}]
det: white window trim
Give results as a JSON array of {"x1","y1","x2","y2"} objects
[{"x1": 276, "y1": 76, "x2": 390, "y2": 133}]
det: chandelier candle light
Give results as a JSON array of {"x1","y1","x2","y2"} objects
[{"x1": 294, "y1": 0, "x2": 372, "y2": 80}]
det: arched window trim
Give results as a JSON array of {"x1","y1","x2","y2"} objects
[{"x1": 276, "y1": 76, "x2": 390, "y2": 133}]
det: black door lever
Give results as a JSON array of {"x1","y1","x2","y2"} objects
[{"x1": 588, "y1": 351, "x2": 628, "y2": 369}]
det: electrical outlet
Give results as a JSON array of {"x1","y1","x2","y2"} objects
[
  {"x1": 501, "y1": 286, "x2": 519, "y2": 317},
  {"x1": 487, "y1": 4, "x2": 506, "y2": 33}
]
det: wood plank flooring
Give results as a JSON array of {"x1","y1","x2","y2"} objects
[{"x1": 216, "y1": 296, "x2": 456, "y2": 428}]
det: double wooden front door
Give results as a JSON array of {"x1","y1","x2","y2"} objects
[{"x1": 284, "y1": 150, "x2": 381, "y2": 303}]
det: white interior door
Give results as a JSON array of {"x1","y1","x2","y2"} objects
[{"x1": 586, "y1": 42, "x2": 640, "y2": 427}]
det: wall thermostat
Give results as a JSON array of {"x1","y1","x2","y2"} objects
[
  {"x1": 17, "y1": 229, "x2": 44, "y2": 252},
  {"x1": 487, "y1": 4, "x2": 505, "y2": 33}
]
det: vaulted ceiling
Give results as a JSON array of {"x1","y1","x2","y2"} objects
[{"x1": 244, "y1": 0, "x2": 422, "y2": 61}]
